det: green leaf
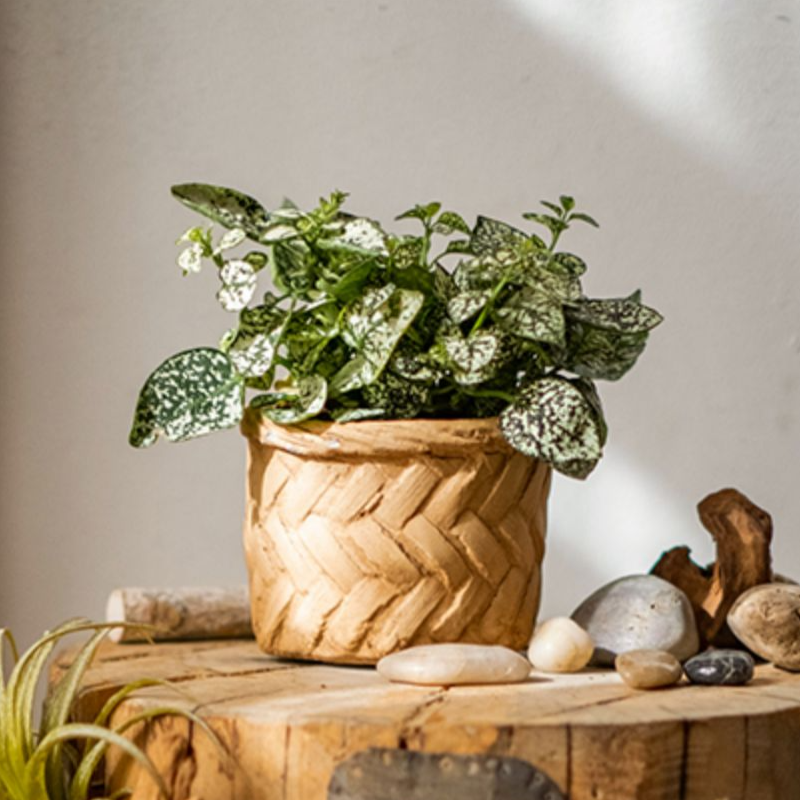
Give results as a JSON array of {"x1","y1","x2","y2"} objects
[
  {"x1": 253, "y1": 375, "x2": 327, "y2": 424},
  {"x1": 441, "y1": 330, "x2": 503, "y2": 385},
  {"x1": 176, "y1": 243, "x2": 203, "y2": 275},
  {"x1": 522, "y1": 213, "x2": 568, "y2": 237},
  {"x1": 570, "y1": 212, "x2": 600, "y2": 228},
  {"x1": 323, "y1": 260, "x2": 376, "y2": 302},
  {"x1": 470, "y1": 216, "x2": 528, "y2": 259},
  {"x1": 362, "y1": 371, "x2": 430, "y2": 418},
  {"x1": 330, "y1": 285, "x2": 424, "y2": 394},
  {"x1": 442, "y1": 238, "x2": 473, "y2": 256},
  {"x1": 433, "y1": 211, "x2": 471, "y2": 235},
  {"x1": 129, "y1": 349, "x2": 244, "y2": 447},
  {"x1": 396, "y1": 202, "x2": 441, "y2": 223},
  {"x1": 549, "y1": 252, "x2": 587, "y2": 277},
  {"x1": 272, "y1": 239, "x2": 314, "y2": 296},
  {"x1": 213, "y1": 228, "x2": 246, "y2": 254},
  {"x1": 171, "y1": 183, "x2": 271, "y2": 241},
  {"x1": 452, "y1": 256, "x2": 503, "y2": 292},
  {"x1": 540, "y1": 201, "x2": 562, "y2": 215},
  {"x1": 559, "y1": 195, "x2": 575, "y2": 212},
  {"x1": 389, "y1": 350, "x2": 444, "y2": 383},
  {"x1": 227, "y1": 319, "x2": 286, "y2": 378},
  {"x1": 567, "y1": 325, "x2": 649, "y2": 381},
  {"x1": 496, "y1": 288, "x2": 565, "y2": 345},
  {"x1": 217, "y1": 260, "x2": 257, "y2": 312},
  {"x1": 389, "y1": 237, "x2": 424, "y2": 270},
  {"x1": 446, "y1": 290, "x2": 492, "y2": 324},
  {"x1": 499, "y1": 377, "x2": 603, "y2": 479},
  {"x1": 568, "y1": 296, "x2": 663, "y2": 332}
]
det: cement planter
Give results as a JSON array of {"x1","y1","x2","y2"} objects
[{"x1": 241, "y1": 409, "x2": 551, "y2": 664}]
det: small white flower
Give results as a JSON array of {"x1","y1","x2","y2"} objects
[{"x1": 177, "y1": 243, "x2": 203, "y2": 275}]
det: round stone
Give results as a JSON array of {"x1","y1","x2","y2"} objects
[
  {"x1": 376, "y1": 644, "x2": 531, "y2": 686},
  {"x1": 571, "y1": 574, "x2": 700, "y2": 666},
  {"x1": 727, "y1": 583, "x2": 800, "y2": 670},
  {"x1": 684, "y1": 649, "x2": 755, "y2": 686},
  {"x1": 615, "y1": 649, "x2": 682, "y2": 690},
  {"x1": 527, "y1": 617, "x2": 594, "y2": 673}
]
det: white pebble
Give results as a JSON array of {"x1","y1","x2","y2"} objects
[
  {"x1": 376, "y1": 644, "x2": 531, "y2": 686},
  {"x1": 527, "y1": 617, "x2": 594, "y2": 673}
]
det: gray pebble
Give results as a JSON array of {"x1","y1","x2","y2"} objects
[
  {"x1": 571, "y1": 574, "x2": 700, "y2": 666},
  {"x1": 684, "y1": 649, "x2": 755, "y2": 686}
]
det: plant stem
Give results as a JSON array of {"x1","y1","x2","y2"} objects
[{"x1": 470, "y1": 274, "x2": 509, "y2": 335}]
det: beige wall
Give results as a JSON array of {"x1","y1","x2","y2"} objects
[{"x1": 2, "y1": 0, "x2": 799, "y2": 647}]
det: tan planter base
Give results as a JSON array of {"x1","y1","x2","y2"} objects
[{"x1": 242, "y1": 413, "x2": 551, "y2": 664}]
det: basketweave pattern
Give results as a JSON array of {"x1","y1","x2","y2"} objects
[{"x1": 244, "y1": 442, "x2": 551, "y2": 664}]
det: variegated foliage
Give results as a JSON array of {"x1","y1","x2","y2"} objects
[{"x1": 131, "y1": 187, "x2": 662, "y2": 477}]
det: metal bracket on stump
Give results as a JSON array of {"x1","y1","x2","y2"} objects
[{"x1": 328, "y1": 748, "x2": 565, "y2": 800}]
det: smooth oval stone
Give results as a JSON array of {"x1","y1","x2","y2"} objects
[
  {"x1": 728, "y1": 583, "x2": 800, "y2": 670},
  {"x1": 684, "y1": 649, "x2": 755, "y2": 685},
  {"x1": 377, "y1": 644, "x2": 531, "y2": 686},
  {"x1": 615, "y1": 649, "x2": 682, "y2": 690},
  {"x1": 571, "y1": 574, "x2": 699, "y2": 666},
  {"x1": 528, "y1": 617, "x2": 594, "y2": 673}
]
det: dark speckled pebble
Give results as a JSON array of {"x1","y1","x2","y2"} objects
[{"x1": 684, "y1": 649, "x2": 755, "y2": 686}]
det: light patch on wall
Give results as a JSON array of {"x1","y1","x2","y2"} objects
[
  {"x1": 506, "y1": 0, "x2": 742, "y2": 162},
  {"x1": 540, "y1": 447, "x2": 708, "y2": 617}
]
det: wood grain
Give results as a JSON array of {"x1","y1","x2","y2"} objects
[{"x1": 54, "y1": 640, "x2": 800, "y2": 800}]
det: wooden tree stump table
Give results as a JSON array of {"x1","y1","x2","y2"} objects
[{"x1": 57, "y1": 640, "x2": 800, "y2": 799}]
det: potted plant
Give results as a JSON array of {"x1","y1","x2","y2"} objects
[{"x1": 130, "y1": 184, "x2": 662, "y2": 664}]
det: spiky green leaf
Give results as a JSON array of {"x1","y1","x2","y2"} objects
[{"x1": 129, "y1": 349, "x2": 244, "y2": 447}]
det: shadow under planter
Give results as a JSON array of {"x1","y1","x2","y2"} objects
[{"x1": 241, "y1": 410, "x2": 551, "y2": 664}]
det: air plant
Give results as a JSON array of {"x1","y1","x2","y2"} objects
[{"x1": 0, "y1": 618, "x2": 219, "y2": 800}]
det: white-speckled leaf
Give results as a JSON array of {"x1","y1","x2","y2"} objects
[
  {"x1": 569, "y1": 297, "x2": 663, "y2": 332},
  {"x1": 499, "y1": 377, "x2": 603, "y2": 479},
  {"x1": 332, "y1": 407, "x2": 386, "y2": 422},
  {"x1": 363, "y1": 371, "x2": 430, "y2": 418},
  {"x1": 261, "y1": 224, "x2": 300, "y2": 243},
  {"x1": 390, "y1": 351, "x2": 444, "y2": 383},
  {"x1": 567, "y1": 325, "x2": 649, "y2": 381},
  {"x1": 390, "y1": 237, "x2": 424, "y2": 270},
  {"x1": 433, "y1": 211, "x2": 471, "y2": 236},
  {"x1": 330, "y1": 285, "x2": 424, "y2": 394},
  {"x1": 171, "y1": 183, "x2": 271, "y2": 241},
  {"x1": 254, "y1": 375, "x2": 327, "y2": 424},
  {"x1": 446, "y1": 290, "x2": 492, "y2": 323},
  {"x1": 442, "y1": 330, "x2": 502, "y2": 385},
  {"x1": 339, "y1": 218, "x2": 388, "y2": 254},
  {"x1": 217, "y1": 260, "x2": 257, "y2": 312},
  {"x1": 177, "y1": 244, "x2": 203, "y2": 275},
  {"x1": 549, "y1": 252, "x2": 587, "y2": 277},
  {"x1": 227, "y1": 319, "x2": 286, "y2": 378},
  {"x1": 470, "y1": 216, "x2": 528, "y2": 260},
  {"x1": 214, "y1": 228, "x2": 246, "y2": 254},
  {"x1": 496, "y1": 288, "x2": 565, "y2": 345},
  {"x1": 452, "y1": 256, "x2": 503, "y2": 291},
  {"x1": 129, "y1": 348, "x2": 244, "y2": 447}
]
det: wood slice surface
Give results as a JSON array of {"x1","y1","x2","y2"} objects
[{"x1": 56, "y1": 640, "x2": 800, "y2": 800}]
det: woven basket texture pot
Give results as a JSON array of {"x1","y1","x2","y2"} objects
[{"x1": 241, "y1": 409, "x2": 552, "y2": 665}]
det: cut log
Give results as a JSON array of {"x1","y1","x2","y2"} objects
[
  {"x1": 651, "y1": 488, "x2": 772, "y2": 647},
  {"x1": 105, "y1": 586, "x2": 252, "y2": 643},
  {"x1": 53, "y1": 639, "x2": 800, "y2": 800}
]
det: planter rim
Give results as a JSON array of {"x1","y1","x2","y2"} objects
[{"x1": 240, "y1": 407, "x2": 517, "y2": 459}]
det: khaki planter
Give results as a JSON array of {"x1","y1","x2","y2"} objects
[{"x1": 241, "y1": 409, "x2": 552, "y2": 664}]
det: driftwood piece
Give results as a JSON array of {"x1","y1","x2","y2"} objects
[
  {"x1": 651, "y1": 488, "x2": 772, "y2": 647},
  {"x1": 327, "y1": 749, "x2": 565, "y2": 800},
  {"x1": 105, "y1": 586, "x2": 252, "y2": 643},
  {"x1": 52, "y1": 639, "x2": 800, "y2": 800}
]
